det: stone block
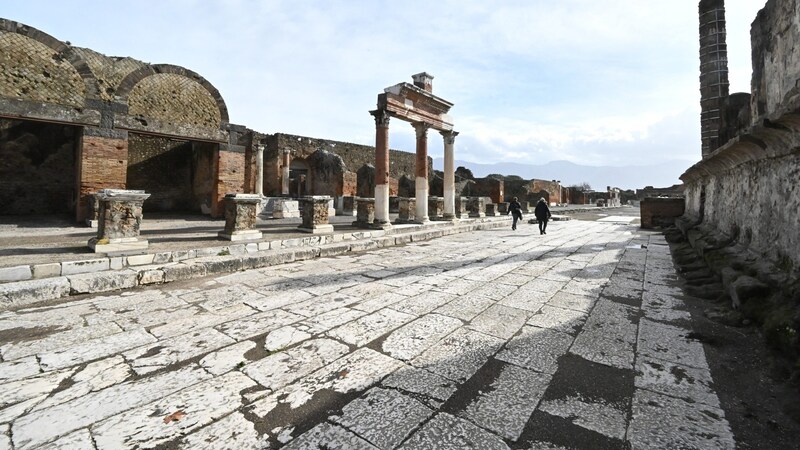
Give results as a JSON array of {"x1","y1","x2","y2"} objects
[
  {"x1": 729, "y1": 276, "x2": 770, "y2": 310},
  {"x1": 126, "y1": 254, "x2": 156, "y2": 266},
  {"x1": 32, "y1": 263, "x2": 61, "y2": 279},
  {"x1": 245, "y1": 243, "x2": 259, "y2": 253},
  {"x1": 351, "y1": 241, "x2": 378, "y2": 252},
  {"x1": 163, "y1": 263, "x2": 206, "y2": 283},
  {"x1": 227, "y1": 244, "x2": 248, "y2": 256},
  {"x1": 201, "y1": 256, "x2": 244, "y2": 275},
  {"x1": 293, "y1": 248, "x2": 319, "y2": 261},
  {"x1": 257, "y1": 242, "x2": 271, "y2": 251},
  {"x1": 0, "y1": 278, "x2": 71, "y2": 310},
  {"x1": 138, "y1": 269, "x2": 165, "y2": 285},
  {"x1": 319, "y1": 243, "x2": 351, "y2": 258},
  {"x1": 273, "y1": 199, "x2": 300, "y2": 218},
  {"x1": 153, "y1": 252, "x2": 172, "y2": 264},
  {"x1": 109, "y1": 257, "x2": 125, "y2": 270},
  {"x1": 68, "y1": 270, "x2": 138, "y2": 295},
  {"x1": 0, "y1": 265, "x2": 32, "y2": 282},
  {"x1": 61, "y1": 258, "x2": 110, "y2": 276}
]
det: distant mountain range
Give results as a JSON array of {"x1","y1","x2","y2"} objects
[{"x1": 432, "y1": 158, "x2": 692, "y2": 191}]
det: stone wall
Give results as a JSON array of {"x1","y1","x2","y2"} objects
[
  {"x1": 470, "y1": 177, "x2": 504, "y2": 203},
  {"x1": 640, "y1": 197, "x2": 685, "y2": 229},
  {"x1": 212, "y1": 149, "x2": 244, "y2": 217},
  {"x1": 0, "y1": 119, "x2": 77, "y2": 214},
  {"x1": 77, "y1": 133, "x2": 128, "y2": 221}
]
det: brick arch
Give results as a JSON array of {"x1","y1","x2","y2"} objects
[
  {"x1": 117, "y1": 64, "x2": 229, "y2": 127},
  {"x1": 0, "y1": 19, "x2": 100, "y2": 106}
]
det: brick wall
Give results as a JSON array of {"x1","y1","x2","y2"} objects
[
  {"x1": 640, "y1": 197, "x2": 685, "y2": 229},
  {"x1": 77, "y1": 133, "x2": 128, "y2": 221},
  {"x1": 127, "y1": 133, "x2": 194, "y2": 212}
]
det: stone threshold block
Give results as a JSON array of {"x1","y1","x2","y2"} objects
[
  {"x1": 298, "y1": 196, "x2": 335, "y2": 234},
  {"x1": 219, "y1": 193, "x2": 263, "y2": 241},
  {"x1": 88, "y1": 189, "x2": 151, "y2": 254},
  {"x1": 273, "y1": 198, "x2": 300, "y2": 219}
]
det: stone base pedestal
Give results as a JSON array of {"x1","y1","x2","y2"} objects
[
  {"x1": 273, "y1": 199, "x2": 300, "y2": 218},
  {"x1": 498, "y1": 202, "x2": 510, "y2": 215},
  {"x1": 485, "y1": 204, "x2": 500, "y2": 216},
  {"x1": 219, "y1": 193, "x2": 262, "y2": 241},
  {"x1": 89, "y1": 189, "x2": 150, "y2": 253},
  {"x1": 389, "y1": 196, "x2": 400, "y2": 213},
  {"x1": 338, "y1": 196, "x2": 358, "y2": 216},
  {"x1": 428, "y1": 196, "x2": 444, "y2": 221},
  {"x1": 396, "y1": 198, "x2": 416, "y2": 224},
  {"x1": 353, "y1": 197, "x2": 391, "y2": 229},
  {"x1": 467, "y1": 197, "x2": 487, "y2": 218},
  {"x1": 454, "y1": 197, "x2": 469, "y2": 219},
  {"x1": 297, "y1": 196, "x2": 334, "y2": 234}
]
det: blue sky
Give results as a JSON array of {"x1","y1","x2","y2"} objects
[{"x1": 4, "y1": 1, "x2": 766, "y2": 180}]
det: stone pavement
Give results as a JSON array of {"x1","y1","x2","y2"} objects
[{"x1": 0, "y1": 218, "x2": 734, "y2": 449}]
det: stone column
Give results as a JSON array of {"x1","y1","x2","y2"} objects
[
  {"x1": 297, "y1": 195, "x2": 334, "y2": 234},
  {"x1": 218, "y1": 193, "x2": 263, "y2": 241},
  {"x1": 88, "y1": 189, "x2": 151, "y2": 253},
  {"x1": 281, "y1": 149, "x2": 291, "y2": 196},
  {"x1": 413, "y1": 122, "x2": 430, "y2": 223},
  {"x1": 255, "y1": 145, "x2": 265, "y2": 196},
  {"x1": 371, "y1": 109, "x2": 392, "y2": 227},
  {"x1": 441, "y1": 130, "x2": 458, "y2": 220},
  {"x1": 353, "y1": 197, "x2": 376, "y2": 228}
]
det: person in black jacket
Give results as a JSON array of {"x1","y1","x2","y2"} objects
[
  {"x1": 508, "y1": 197, "x2": 523, "y2": 230},
  {"x1": 534, "y1": 197, "x2": 552, "y2": 235}
]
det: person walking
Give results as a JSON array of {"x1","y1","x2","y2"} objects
[
  {"x1": 508, "y1": 197, "x2": 523, "y2": 230},
  {"x1": 534, "y1": 197, "x2": 552, "y2": 234}
]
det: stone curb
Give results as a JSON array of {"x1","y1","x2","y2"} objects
[{"x1": 0, "y1": 216, "x2": 514, "y2": 311}]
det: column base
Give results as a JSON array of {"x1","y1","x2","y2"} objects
[
  {"x1": 297, "y1": 224, "x2": 334, "y2": 234},
  {"x1": 218, "y1": 230, "x2": 263, "y2": 241},
  {"x1": 88, "y1": 238, "x2": 149, "y2": 254}
]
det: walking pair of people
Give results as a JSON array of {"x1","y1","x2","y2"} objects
[{"x1": 508, "y1": 197, "x2": 551, "y2": 234}]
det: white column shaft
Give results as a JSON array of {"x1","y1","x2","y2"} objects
[
  {"x1": 375, "y1": 184, "x2": 390, "y2": 223},
  {"x1": 415, "y1": 177, "x2": 429, "y2": 222},
  {"x1": 255, "y1": 147, "x2": 264, "y2": 196},
  {"x1": 443, "y1": 138, "x2": 455, "y2": 218}
]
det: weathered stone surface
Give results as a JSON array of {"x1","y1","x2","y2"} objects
[
  {"x1": 412, "y1": 328, "x2": 504, "y2": 382},
  {"x1": 242, "y1": 338, "x2": 349, "y2": 391},
  {"x1": 38, "y1": 328, "x2": 157, "y2": 371},
  {"x1": 327, "y1": 308, "x2": 415, "y2": 346},
  {"x1": 60, "y1": 258, "x2": 110, "y2": 276},
  {"x1": 382, "y1": 314, "x2": 463, "y2": 361},
  {"x1": 496, "y1": 326, "x2": 574, "y2": 374},
  {"x1": 283, "y1": 422, "x2": 378, "y2": 450},
  {"x1": 398, "y1": 412, "x2": 511, "y2": 450},
  {"x1": 67, "y1": 270, "x2": 138, "y2": 295},
  {"x1": 0, "y1": 265, "x2": 32, "y2": 283},
  {"x1": 124, "y1": 328, "x2": 236, "y2": 375},
  {"x1": 178, "y1": 411, "x2": 262, "y2": 449},
  {"x1": 0, "y1": 277, "x2": 71, "y2": 309}
]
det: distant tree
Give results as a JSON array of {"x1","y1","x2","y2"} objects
[
  {"x1": 504, "y1": 175, "x2": 524, "y2": 181},
  {"x1": 569, "y1": 182, "x2": 592, "y2": 192}
]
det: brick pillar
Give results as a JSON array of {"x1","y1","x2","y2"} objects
[
  {"x1": 699, "y1": 0, "x2": 729, "y2": 158},
  {"x1": 371, "y1": 109, "x2": 391, "y2": 226},
  {"x1": 76, "y1": 127, "x2": 128, "y2": 223},
  {"x1": 414, "y1": 122, "x2": 430, "y2": 223},
  {"x1": 212, "y1": 146, "x2": 245, "y2": 218}
]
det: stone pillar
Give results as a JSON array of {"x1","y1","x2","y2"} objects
[
  {"x1": 454, "y1": 196, "x2": 469, "y2": 219},
  {"x1": 297, "y1": 195, "x2": 334, "y2": 234},
  {"x1": 341, "y1": 196, "x2": 357, "y2": 216},
  {"x1": 281, "y1": 149, "x2": 291, "y2": 196},
  {"x1": 371, "y1": 109, "x2": 392, "y2": 227},
  {"x1": 255, "y1": 145, "x2": 265, "y2": 196},
  {"x1": 397, "y1": 198, "x2": 416, "y2": 223},
  {"x1": 467, "y1": 196, "x2": 487, "y2": 218},
  {"x1": 441, "y1": 131, "x2": 458, "y2": 220},
  {"x1": 88, "y1": 189, "x2": 150, "y2": 253},
  {"x1": 218, "y1": 193, "x2": 263, "y2": 241},
  {"x1": 485, "y1": 203, "x2": 500, "y2": 216},
  {"x1": 414, "y1": 122, "x2": 430, "y2": 223},
  {"x1": 428, "y1": 196, "x2": 444, "y2": 220},
  {"x1": 498, "y1": 202, "x2": 510, "y2": 215}
]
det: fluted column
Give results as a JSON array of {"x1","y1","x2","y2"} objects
[
  {"x1": 413, "y1": 122, "x2": 430, "y2": 223},
  {"x1": 255, "y1": 145, "x2": 264, "y2": 196},
  {"x1": 371, "y1": 109, "x2": 391, "y2": 225},
  {"x1": 281, "y1": 149, "x2": 291, "y2": 196},
  {"x1": 441, "y1": 130, "x2": 458, "y2": 220}
]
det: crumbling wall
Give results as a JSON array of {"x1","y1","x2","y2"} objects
[{"x1": 127, "y1": 133, "x2": 194, "y2": 211}]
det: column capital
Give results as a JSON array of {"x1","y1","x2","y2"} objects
[
  {"x1": 440, "y1": 130, "x2": 459, "y2": 145},
  {"x1": 282, "y1": 148, "x2": 292, "y2": 155},
  {"x1": 370, "y1": 109, "x2": 391, "y2": 128},
  {"x1": 412, "y1": 122, "x2": 430, "y2": 138}
]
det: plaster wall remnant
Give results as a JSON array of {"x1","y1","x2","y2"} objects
[{"x1": 679, "y1": 0, "x2": 800, "y2": 361}]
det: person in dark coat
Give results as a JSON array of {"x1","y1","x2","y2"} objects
[
  {"x1": 534, "y1": 197, "x2": 552, "y2": 234},
  {"x1": 508, "y1": 197, "x2": 523, "y2": 230}
]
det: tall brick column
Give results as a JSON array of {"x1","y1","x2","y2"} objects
[
  {"x1": 212, "y1": 146, "x2": 245, "y2": 218},
  {"x1": 76, "y1": 127, "x2": 129, "y2": 223},
  {"x1": 371, "y1": 109, "x2": 391, "y2": 226},
  {"x1": 441, "y1": 130, "x2": 458, "y2": 220},
  {"x1": 699, "y1": 0, "x2": 729, "y2": 158},
  {"x1": 413, "y1": 122, "x2": 430, "y2": 223}
]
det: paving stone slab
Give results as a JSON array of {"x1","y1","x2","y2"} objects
[
  {"x1": 331, "y1": 387, "x2": 433, "y2": 448},
  {"x1": 433, "y1": 294, "x2": 495, "y2": 322},
  {"x1": 178, "y1": 411, "x2": 263, "y2": 449},
  {"x1": 282, "y1": 422, "x2": 378, "y2": 450},
  {"x1": 264, "y1": 325, "x2": 312, "y2": 351},
  {"x1": 11, "y1": 365, "x2": 211, "y2": 450},
  {"x1": 496, "y1": 326, "x2": 574, "y2": 374},
  {"x1": 412, "y1": 328, "x2": 504, "y2": 383},
  {"x1": 463, "y1": 363, "x2": 551, "y2": 440},
  {"x1": 92, "y1": 372, "x2": 256, "y2": 450},
  {"x1": 637, "y1": 319, "x2": 709, "y2": 370},
  {"x1": 381, "y1": 365, "x2": 458, "y2": 407},
  {"x1": 538, "y1": 396, "x2": 628, "y2": 440},
  {"x1": 38, "y1": 328, "x2": 157, "y2": 371},
  {"x1": 527, "y1": 305, "x2": 588, "y2": 336},
  {"x1": 382, "y1": 314, "x2": 463, "y2": 361},
  {"x1": 150, "y1": 304, "x2": 255, "y2": 339},
  {"x1": 299, "y1": 307, "x2": 367, "y2": 334},
  {"x1": 0, "y1": 367, "x2": 74, "y2": 409},
  {"x1": 468, "y1": 304, "x2": 529, "y2": 339},
  {"x1": 635, "y1": 356, "x2": 720, "y2": 408},
  {"x1": 327, "y1": 308, "x2": 415, "y2": 347},
  {"x1": 0, "y1": 356, "x2": 40, "y2": 382},
  {"x1": 198, "y1": 340, "x2": 257, "y2": 376},
  {"x1": 31, "y1": 355, "x2": 131, "y2": 411},
  {"x1": 44, "y1": 429, "x2": 95, "y2": 450},
  {"x1": 628, "y1": 389, "x2": 734, "y2": 449},
  {"x1": 398, "y1": 412, "x2": 511, "y2": 450},
  {"x1": 0, "y1": 277, "x2": 71, "y2": 310},
  {"x1": 242, "y1": 338, "x2": 350, "y2": 392}
]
